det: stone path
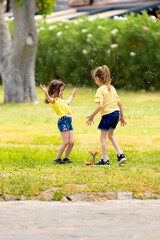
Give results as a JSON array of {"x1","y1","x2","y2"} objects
[{"x1": 0, "y1": 200, "x2": 160, "y2": 240}]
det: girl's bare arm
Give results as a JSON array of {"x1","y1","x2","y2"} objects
[
  {"x1": 118, "y1": 101, "x2": 127, "y2": 126},
  {"x1": 40, "y1": 84, "x2": 55, "y2": 103},
  {"x1": 66, "y1": 88, "x2": 78, "y2": 105},
  {"x1": 86, "y1": 101, "x2": 103, "y2": 126}
]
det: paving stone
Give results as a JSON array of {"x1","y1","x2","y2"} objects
[
  {"x1": 0, "y1": 197, "x2": 5, "y2": 202},
  {"x1": 82, "y1": 193, "x2": 108, "y2": 201},
  {"x1": 35, "y1": 191, "x2": 54, "y2": 201},
  {"x1": 143, "y1": 191, "x2": 153, "y2": 198},
  {"x1": 117, "y1": 191, "x2": 133, "y2": 200},
  {"x1": 20, "y1": 195, "x2": 26, "y2": 201},
  {"x1": 105, "y1": 192, "x2": 117, "y2": 200},
  {"x1": 67, "y1": 192, "x2": 116, "y2": 201},
  {"x1": 61, "y1": 196, "x2": 69, "y2": 202},
  {"x1": 31, "y1": 187, "x2": 59, "y2": 201},
  {"x1": 5, "y1": 195, "x2": 17, "y2": 201},
  {"x1": 143, "y1": 192, "x2": 160, "y2": 199},
  {"x1": 66, "y1": 193, "x2": 87, "y2": 201}
]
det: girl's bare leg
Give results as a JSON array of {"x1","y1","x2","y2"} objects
[
  {"x1": 56, "y1": 131, "x2": 69, "y2": 159},
  {"x1": 64, "y1": 130, "x2": 74, "y2": 159},
  {"x1": 100, "y1": 131, "x2": 108, "y2": 156},
  {"x1": 108, "y1": 129, "x2": 122, "y2": 153}
]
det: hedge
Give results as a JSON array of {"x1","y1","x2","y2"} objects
[{"x1": 5, "y1": 11, "x2": 160, "y2": 90}]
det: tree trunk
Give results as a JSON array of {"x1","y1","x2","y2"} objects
[
  {"x1": 0, "y1": 0, "x2": 12, "y2": 90},
  {"x1": 0, "y1": 0, "x2": 38, "y2": 103}
]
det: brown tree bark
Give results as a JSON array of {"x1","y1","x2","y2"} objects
[{"x1": 0, "y1": 0, "x2": 38, "y2": 103}]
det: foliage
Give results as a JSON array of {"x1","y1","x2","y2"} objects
[
  {"x1": 35, "y1": 11, "x2": 160, "y2": 90},
  {"x1": 36, "y1": 0, "x2": 56, "y2": 16},
  {"x1": 17, "y1": 0, "x2": 24, "y2": 7},
  {"x1": 53, "y1": 190, "x2": 64, "y2": 201},
  {"x1": 16, "y1": 0, "x2": 55, "y2": 15}
]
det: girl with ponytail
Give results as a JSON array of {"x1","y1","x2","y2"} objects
[{"x1": 86, "y1": 65, "x2": 127, "y2": 166}]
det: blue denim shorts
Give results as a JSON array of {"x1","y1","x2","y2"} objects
[
  {"x1": 58, "y1": 116, "x2": 73, "y2": 132},
  {"x1": 98, "y1": 111, "x2": 120, "y2": 132}
]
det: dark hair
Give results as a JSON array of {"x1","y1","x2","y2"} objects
[
  {"x1": 91, "y1": 65, "x2": 111, "y2": 93},
  {"x1": 44, "y1": 79, "x2": 65, "y2": 104}
]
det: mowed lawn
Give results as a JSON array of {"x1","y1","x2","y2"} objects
[{"x1": 0, "y1": 86, "x2": 160, "y2": 199}]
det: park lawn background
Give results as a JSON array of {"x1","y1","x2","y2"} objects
[{"x1": 0, "y1": 86, "x2": 160, "y2": 199}]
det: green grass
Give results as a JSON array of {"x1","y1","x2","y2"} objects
[{"x1": 0, "y1": 86, "x2": 160, "y2": 199}]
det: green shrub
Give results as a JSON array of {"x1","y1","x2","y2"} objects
[
  {"x1": 3, "y1": 11, "x2": 160, "y2": 90},
  {"x1": 35, "y1": 11, "x2": 160, "y2": 90}
]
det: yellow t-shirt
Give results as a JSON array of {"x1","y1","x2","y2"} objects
[
  {"x1": 94, "y1": 85, "x2": 120, "y2": 116},
  {"x1": 50, "y1": 98, "x2": 71, "y2": 119}
]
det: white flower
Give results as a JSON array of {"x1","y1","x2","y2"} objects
[
  {"x1": 61, "y1": 19, "x2": 69, "y2": 22},
  {"x1": 88, "y1": 17, "x2": 94, "y2": 22},
  {"x1": 40, "y1": 26, "x2": 44, "y2": 30},
  {"x1": 110, "y1": 44, "x2": 118, "y2": 48},
  {"x1": 56, "y1": 31, "x2": 62, "y2": 37},
  {"x1": 144, "y1": 130, "x2": 147, "y2": 133},
  {"x1": 28, "y1": 126, "x2": 32, "y2": 129},
  {"x1": 82, "y1": 49, "x2": 88, "y2": 54},
  {"x1": 111, "y1": 28, "x2": 118, "y2": 35},
  {"x1": 73, "y1": 20, "x2": 79, "y2": 25},
  {"x1": 34, "y1": 100, "x2": 39, "y2": 105},
  {"x1": 65, "y1": 25, "x2": 69, "y2": 29},
  {"x1": 81, "y1": 29, "x2": 87, "y2": 33},
  {"x1": 150, "y1": 15, "x2": 156, "y2": 20},
  {"x1": 113, "y1": 16, "x2": 119, "y2": 20},
  {"x1": 107, "y1": 49, "x2": 111, "y2": 54},
  {"x1": 87, "y1": 34, "x2": 92, "y2": 38},
  {"x1": 113, "y1": 16, "x2": 127, "y2": 21},
  {"x1": 98, "y1": 26, "x2": 104, "y2": 29},
  {"x1": 130, "y1": 52, "x2": 136, "y2": 56},
  {"x1": 49, "y1": 25, "x2": 56, "y2": 30},
  {"x1": 151, "y1": 108, "x2": 154, "y2": 111}
]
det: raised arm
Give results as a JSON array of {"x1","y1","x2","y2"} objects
[
  {"x1": 66, "y1": 88, "x2": 78, "y2": 105},
  {"x1": 118, "y1": 101, "x2": 127, "y2": 126},
  {"x1": 40, "y1": 84, "x2": 55, "y2": 103}
]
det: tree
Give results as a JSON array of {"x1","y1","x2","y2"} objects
[{"x1": 0, "y1": 0, "x2": 54, "y2": 103}]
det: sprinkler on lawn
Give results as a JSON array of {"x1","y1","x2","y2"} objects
[{"x1": 85, "y1": 150, "x2": 100, "y2": 165}]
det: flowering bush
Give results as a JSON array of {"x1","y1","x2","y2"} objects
[
  {"x1": 36, "y1": 0, "x2": 56, "y2": 15},
  {"x1": 36, "y1": 11, "x2": 160, "y2": 90}
]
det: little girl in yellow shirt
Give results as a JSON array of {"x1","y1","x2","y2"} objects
[
  {"x1": 86, "y1": 65, "x2": 127, "y2": 166},
  {"x1": 40, "y1": 80, "x2": 78, "y2": 164}
]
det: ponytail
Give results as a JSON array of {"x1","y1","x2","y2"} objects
[
  {"x1": 102, "y1": 65, "x2": 111, "y2": 93},
  {"x1": 92, "y1": 65, "x2": 111, "y2": 93}
]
